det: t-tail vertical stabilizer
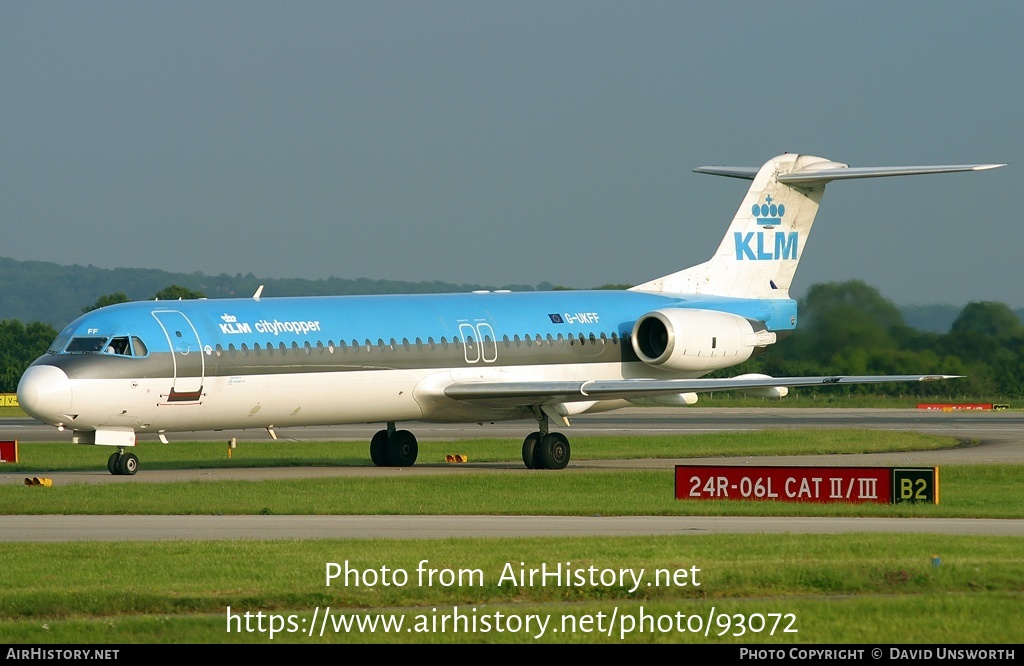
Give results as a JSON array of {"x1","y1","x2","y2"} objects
[{"x1": 630, "y1": 154, "x2": 1004, "y2": 299}]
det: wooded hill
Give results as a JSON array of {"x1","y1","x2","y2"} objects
[
  {"x1": 0, "y1": 256, "x2": 554, "y2": 327},
  {"x1": 3, "y1": 256, "x2": 1020, "y2": 331}
]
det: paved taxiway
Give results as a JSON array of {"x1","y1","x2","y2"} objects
[
  {"x1": 3, "y1": 408, "x2": 1022, "y2": 540},
  {"x1": 3, "y1": 515, "x2": 1022, "y2": 541},
  {"x1": 6, "y1": 407, "x2": 1024, "y2": 444}
]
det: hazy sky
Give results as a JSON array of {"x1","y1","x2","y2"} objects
[{"x1": 3, "y1": 2, "x2": 1021, "y2": 306}]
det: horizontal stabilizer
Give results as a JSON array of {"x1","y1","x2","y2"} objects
[
  {"x1": 779, "y1": 163, "x2": 1005, "y2": 186},
  {"x1": 444, "y1": 374, "x2": 959, "y2": 406},
  {"x1": 694, "y1": 161, "x2": 1005, "y2": 185},
  {"x1": 690, "y1": 166, "x2": 760, "y2": 180}
]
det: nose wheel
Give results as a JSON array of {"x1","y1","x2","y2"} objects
[{"x1": 107, "y1": 449, "x2": 139, "y2": 476}]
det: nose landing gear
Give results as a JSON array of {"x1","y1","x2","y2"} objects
[{"x1": 107, "y1": 448, "x2": 139, "y2": 476}]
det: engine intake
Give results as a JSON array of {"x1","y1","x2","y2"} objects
[{"x1": 631, "y1": 309, "x2": 776, "y2": 372}]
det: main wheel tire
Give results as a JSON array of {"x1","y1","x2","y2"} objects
[
  {"x1": 107, "y1": 452, "x2": 122, "y2": 476},
  {"x1": 369, "y1": 430, "x2": 390, "y2": 466},
  {"x1": 387, "y1": 429, "x2": 418, "y2": 467},
  {"x1": 116, "y1": 452, "x2": 139, "y2": 476},
  {"x1": 521, "y1": 432, "x2": 541, "y2": 469},
  {"x1": 538, "y1": 433, "x2": 570, "y2": 470}
]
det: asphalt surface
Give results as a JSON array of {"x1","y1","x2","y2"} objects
[
  {"x1": 3, "y1": 408, "x2": 1022, "y2": 540},
  {"x1": 5, "y1": 406, "x2": 1024, "y2": 443}
]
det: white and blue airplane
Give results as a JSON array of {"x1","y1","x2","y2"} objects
[{"x1": 17, "y1": 154, "x2": 1003, "y2": 475}]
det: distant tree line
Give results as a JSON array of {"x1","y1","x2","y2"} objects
[
  {"x1": 0, "y1": 320, "x2": 58, "y2": 392},
  {"x1": 2, "y1": 285, "x2": 205, "y2": 393},
  {"x1": 714, "y1": 281, "x2": 1024, "y2": 400},
  {"x1": 0, "y1": 256, "x2": 557, "y2": 326},
  {"x1": 1, "y1": 280, "x2": 1021, "y2": 399}
]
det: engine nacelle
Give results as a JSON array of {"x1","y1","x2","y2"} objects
[{"x1": 630, "y1": 309, "x2": 776, "y2": 372}]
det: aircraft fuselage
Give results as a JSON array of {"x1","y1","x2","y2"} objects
[{"x1": 19, "y1": 290, "x2": 797, "y2": 434}]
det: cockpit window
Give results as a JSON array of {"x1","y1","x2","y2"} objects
[
  {"x1": 65, "y1": 337, "x2": 109, "y2": 353},
  {"x1": 47, "y1": 333, "x2": 72, "y2": 354},
  {"x1": 104, "y1": 337, "x2": 130, "y2": 355},
  {"x1": 131, "y1": 337, "x2": 148, "y2": 357},
  {"x1": 63, "y1": 335, "x2": 149, "y2": 357}
]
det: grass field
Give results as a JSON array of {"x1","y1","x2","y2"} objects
[
  {"x1": 1, "y1": 429, "x2": 1020, "y2": 644},
  {"x1": 1, "y1": 535, "x2": 1020, "y2": 643}
]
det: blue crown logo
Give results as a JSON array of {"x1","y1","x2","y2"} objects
[{"x1": 753, "y1": 195, "x2": 785, "y2": 227}]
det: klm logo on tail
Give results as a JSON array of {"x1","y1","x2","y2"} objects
[
  {"x1": 754, "y1": 195, "x2": 785, "y2": 226},
  {"x1": 735, "y1": 231, "x2": 798, "y2": 260},
  {"x1": 736, "y1": 195, "x2": 798, "y2": 260}
]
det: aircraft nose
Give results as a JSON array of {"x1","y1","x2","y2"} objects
[{"x1": 17, "y1": 365, "x2": 73, "y2": 424}]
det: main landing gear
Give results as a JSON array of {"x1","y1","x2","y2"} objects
[
  {"x1": 369, "y1": 422, "x2": 419, "y2": 467},
  {"x1": 521, "y1": 409, "x2": 571, "y2": 470},
  {"x1": 367, "y1": 412, "x2": 572, "y2": 470},
  {"x1": 106, "y1": 448, "x2": 139, "y2": 476}
]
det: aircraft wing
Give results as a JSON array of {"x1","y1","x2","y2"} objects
[{"x1": 443, "y1": 374, "x2": 957, "y2": 405}]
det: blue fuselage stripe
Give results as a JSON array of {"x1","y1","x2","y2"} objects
[{"x1": 55, "y1": 291, "x2": 798, "y2": 355}]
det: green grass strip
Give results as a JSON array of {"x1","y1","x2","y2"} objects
[
  {"x1": 0, "y1": 535, "x2": 1019, "y2": 643},
  {"x1": 3, "y1": 464, "x2": 1021, "y2": 518}
]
